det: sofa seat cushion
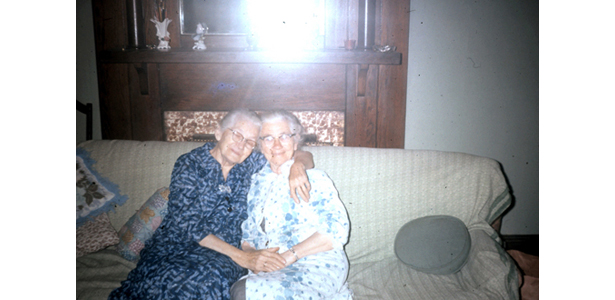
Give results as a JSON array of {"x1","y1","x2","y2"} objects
[
  {"x1": 394, "y1": 215, "x2": 471, "y2": 275},
  {"x1": 347, "y1": 229, "x2": 518, "y2": 300},
  {"x1": 76, "y1": 248, "x2": 136, "y2": 299}
]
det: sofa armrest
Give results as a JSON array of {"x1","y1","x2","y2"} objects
[{"x1": 459, "y1": 228, "x2": 520, "y2": 300}]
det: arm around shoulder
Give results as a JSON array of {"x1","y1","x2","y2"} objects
[{"x1": 288, "y1": 150, "x2": 314, "y2": 203}]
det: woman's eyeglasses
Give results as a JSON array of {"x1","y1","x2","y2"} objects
[
  {"x1": 259, "y1": 133, "x2": 296, "y2": 147},
  {"x1": 229, "y1": 129, "x2": 257, "y2": 150}
]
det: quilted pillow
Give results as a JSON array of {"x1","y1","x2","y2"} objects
[
  {"x1": 76, "y1": 213, "x2": 119, "y2": 257},
  {"x1": 77, "y1": 148, "x2": 128, "y2": 228},
  {"x1": 394, "y1": 215, "x2": 471, "y2": 275},
  {"x1": 116, "y1": 187, "x2": 170, "y2": 261}
]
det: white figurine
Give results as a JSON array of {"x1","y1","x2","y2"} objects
[
  {"x1": 192, "y1": 23, "x2": 208, "y2": 50},
  {"x1": 151, "y1": 18, "x2": 172, "y2": 50}
]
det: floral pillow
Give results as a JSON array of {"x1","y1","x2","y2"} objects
[
  {"x1": 116, "y1": 187, "x2": 170, "y2": 262},
  {"x1": 76, "y1": 212, "x2": 119, "y2": 257},
  {"x1": 77, "y1": 148, "x2": 128, "y2": 228}
]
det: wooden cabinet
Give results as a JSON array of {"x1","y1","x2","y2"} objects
[{"x1": 92, "y1": 0, "x2": 409, "y2": 148}]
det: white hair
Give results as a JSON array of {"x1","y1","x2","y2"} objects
[
  {"x1": 218, "y1": 109, "x2": 261, "y2": 131},
  {"x1": 259, "y1": 110, "x2": 305, "y2": 146}
]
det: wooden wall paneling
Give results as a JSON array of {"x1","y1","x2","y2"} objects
[
  {"x1": 93, "y1": 0, "x2": 132, "y2": 140},
  {"x1": 99, "y1": 64, "x2": 132, "y2": 139},
  {"x1": 344, "y1": 65, "x2": 358, "y2": 146},
  {"x1": 375, "y1": 0, "x2": 409, "y2": 148},
  {"x1": 159, "y1": 64, "x2": 346, "y2": 111},
  {"x1": 376, "y1": 64, "x2": 405, "y2": 148},
  {"x1": 344, "y1": 64, "x2": 378, "y2": 147},
  {"x1": 127, "y1": 63, "x2": 164, "y2": 140},
  {"x1": 92, "y1": 0, "x2": 128, "y2": 51}
]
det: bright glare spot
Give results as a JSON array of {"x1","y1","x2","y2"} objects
[{"x1": 246, "y1": 0, "x2": 324, "y2": 50}]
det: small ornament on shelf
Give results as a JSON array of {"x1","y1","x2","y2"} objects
[
  {"x1": 192, "y1": 23, "x2": 208, "y2": 51},
  {"x1": 151, "y1": 0, "x2": 171, "y2": 50},
  {"x1": 372, "y1": 45, "x2": 397, "y2": 53}
]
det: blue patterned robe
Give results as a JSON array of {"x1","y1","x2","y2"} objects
[
  {"x1": 109, "y1": 143, "x2": 266, "y2": 300},
  {"x1": 240, "y1": 160, "x2": 353, "y2": 300}
]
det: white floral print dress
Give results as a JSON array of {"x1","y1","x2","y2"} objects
[{"x1": 240, "y1": 160, "x2": 353, "y2": 300}]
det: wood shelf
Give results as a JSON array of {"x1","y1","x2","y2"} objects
[{"x1": 100, "y1": 48, "x2": 402, "y2": 65}]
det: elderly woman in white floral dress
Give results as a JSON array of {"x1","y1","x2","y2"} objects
[{"x1": 230, "y1": 110, "x2": 353, "y2": 300}]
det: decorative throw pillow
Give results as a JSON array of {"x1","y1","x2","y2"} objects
[
  {"x1": 76, "y1": 212, "x2": 119, "y2": 257},
  {"x1": 116, "y1": 187, "x2": 171, "y2": 262},
  {"x1": 77, "y1": 148, "x2": 128, "y2": 228},
  {"x1": 394, "y1": 215, "x2": 471, "y2": 275}
]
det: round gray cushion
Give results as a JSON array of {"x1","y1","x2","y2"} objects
[{"x1": 394, "y1": 215, "x2": 471, "y2": 275}]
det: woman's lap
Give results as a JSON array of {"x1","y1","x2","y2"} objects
[
  {"x1": 110, "y1": 250, "x2": 245, "y2": 300},
  {"x1": 243, "y1": 261, "x2": 346, "y2": 300}
]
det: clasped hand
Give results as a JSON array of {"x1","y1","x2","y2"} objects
[{"x1": 240, "y1": 247, "x2": 298, "y2": 274}]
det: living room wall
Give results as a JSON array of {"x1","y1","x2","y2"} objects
[
  {"x1": 76, "y1": 0, "x2": 101, "y2": 144},
  {"x1": 405, "y1": 0, "x2": 538, "y2": 235},
  {"x1": 76, "y1": 0, "x2": 538, "y2": 235}
]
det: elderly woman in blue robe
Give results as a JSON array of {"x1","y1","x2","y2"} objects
[{"x1": 109, "y1": 109, "x2": 314, "y2": 300}]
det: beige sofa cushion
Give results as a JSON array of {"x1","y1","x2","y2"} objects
[
  {"x1": 303, "y1": 146, "x2": 511, "y2": 265},
  {"x1": 347, "y1": 230, "x2": 517, "y2": 300},
  {"x1": 78, "y1": 140, "x2": 204, "y2": 231}
]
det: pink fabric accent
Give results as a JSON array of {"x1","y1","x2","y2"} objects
[{"x1": 76, "y1": 213, "x2": 119, "y2": 257}]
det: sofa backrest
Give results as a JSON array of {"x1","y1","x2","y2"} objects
[
  {"x1": 78, "y1": 140, "x2": 204, "y2": 231},
  {"x1": 304, "y1": 146, "x2": 510, "y2": 264},
  {"x1": 77, "y1": 140, "x2": 511, "y2": 264}
]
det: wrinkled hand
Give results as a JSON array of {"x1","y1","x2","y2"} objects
[
  {"x1": 289, "y1": 162, "x2": 311, "y2": 204},
  {"x1": 238, "y1": 247, "x2": 286, "y2": 274}
]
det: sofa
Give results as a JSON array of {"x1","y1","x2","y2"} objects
[{"x1": 76, "y1": 140, "x2": 519, "y2": 299}]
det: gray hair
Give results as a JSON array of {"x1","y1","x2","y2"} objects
[
  {"x1": 259, "y1": 110, "x2": 305, "y2": 146},
  {"x1": 218, "y1": 109, "x2": 262, "y2": 131}
]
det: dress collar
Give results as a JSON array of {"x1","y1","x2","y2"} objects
[{"x1": 262, "y1": 159, "x2": 295, "y2": 178}]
